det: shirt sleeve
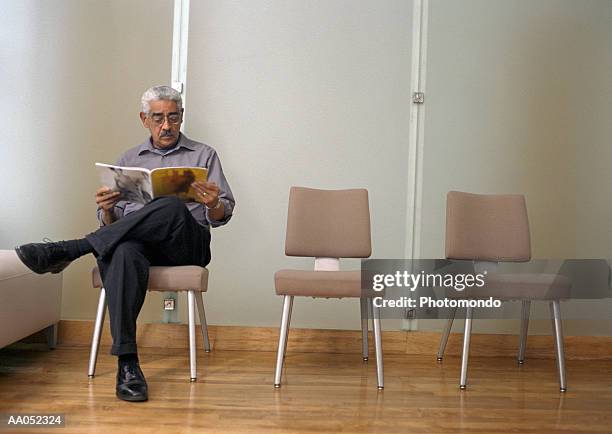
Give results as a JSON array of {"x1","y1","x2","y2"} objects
[
  {"x1": 205, "y1": 149, "x2": 235, "y2": 227},
  {"x1": 96, "y1": 154, "x2": 128, "y2": 227}
]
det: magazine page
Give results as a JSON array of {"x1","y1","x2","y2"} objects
[
  {"x1": 95, "y1": 163, "x2": 154, "y2": 204},
  {"x1": 150, "y1": 167, "x2": 208, "y2": 201}
]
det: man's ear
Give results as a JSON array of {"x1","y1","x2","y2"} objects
[{"x1": 139, "y1": 112, "x2": 148, "y2": 126}]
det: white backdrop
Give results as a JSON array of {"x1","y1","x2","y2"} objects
[
  {"x1": 2, "y1": 0, "x2": 610, "y2": 333},
  {"x1": 184, "y1": 0, "x2": 414, "y2": 328}
]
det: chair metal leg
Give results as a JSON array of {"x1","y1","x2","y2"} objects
[
  {"x1": 187, "y1": 290, "x2": 197, "y2": 382},
  {"x1": 360, "y1": 297, "x2": 369, "y2": 361},
  {"x1": 88, "y1": 288, "x2": 107, "y2": 378},
  {"x1": 518, "y1": 300, "x2": 531, "y2": 364},
  {"x1": 194, "y1": 292, "x2": 211, "y2": 352},
  {"x1": 283, "y1": 296, "x2": 294, "y2": 360},
  {"x1": 459, "y1": 306, "x2": 474, "y2": 390},
  {"x1": 368, "y1": 297, "x2": 375, "y2": 334},
  {"x1": 274, "y1": 296, "x2": 293, "y2": 388},
  {"x1": 437, "y1": 306, "x2": 457, "y2": 361},
  {"x1": 372, "y1": 302, "x2": 384, "y2": 390},
  {"x1": 45, "y1": 323, "x2": 58, "y2": 350},
  {"x1": 550, "y1": 300, "x2": 567, "y2": 392}
]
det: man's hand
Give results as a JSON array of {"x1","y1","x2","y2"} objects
[
  {"x1": 192, "y1": 181, "x2": 225, "y2": 221},
  {"x1": 96, "y1": 186, "x2": 121, "y2": 225}
]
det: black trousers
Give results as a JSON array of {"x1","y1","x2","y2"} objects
[{"x1": 85, "y1": 196, "x2": 211, "y2": 356}]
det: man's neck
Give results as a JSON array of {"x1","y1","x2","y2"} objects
[{"x1": 150, "y1": 134, "x2": 181, "y2": 153}]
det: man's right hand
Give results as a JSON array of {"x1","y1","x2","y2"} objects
[{"x1": 96, "y1": 187, "x2": 121, "y2": 225}]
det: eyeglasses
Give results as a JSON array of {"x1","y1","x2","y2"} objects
[{"x1": 148, "y1": 112, "x2": 182, "y2": 126}]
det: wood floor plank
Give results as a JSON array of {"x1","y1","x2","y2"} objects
[
  {"x1": 53, "y1": 320, "x2": 612, "y2": 360},
  {"x1": 1, "y1": 346, "x2": 611, "y2": 433}
]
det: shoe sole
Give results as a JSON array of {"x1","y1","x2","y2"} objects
[{"x1": 116, "y1": 391, "x2": 148, "y2": 402}]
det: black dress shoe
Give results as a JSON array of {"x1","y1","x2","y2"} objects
[
  {"x1": 15, "y1": 241, "x2": 72, "y2": 274},
  {"x1": 116, "y1": 360, "x2": 148, "y2": 402}
]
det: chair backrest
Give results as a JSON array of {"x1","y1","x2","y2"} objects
[
  {"x1": 445, "y1": 191, "x2": 531, "y2": 262},
  {"x1": 285, "y1": 187, "x2": 371, "y2": 258}
]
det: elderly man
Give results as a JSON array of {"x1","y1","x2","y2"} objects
[{"x1": 15, "y1": 85, "x2": 235, "y2": 402}]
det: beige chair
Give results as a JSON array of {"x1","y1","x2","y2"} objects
[
  {"x1": 88, "y1": 266, "x2": 211, "y2": 382},
  {"x1": 273, "y1": 187, "x2": 384, "y2": 389},
  {"x1": 436, "y1": 191, "x2": 570, "y2": 391}
]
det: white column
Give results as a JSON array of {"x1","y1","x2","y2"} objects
[{"x1": 403, "y1": 0, "x2": 429, "y2": 332}]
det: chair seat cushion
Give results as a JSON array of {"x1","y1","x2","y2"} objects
[
  {"x1": 447, "y1": 273, "x2": 571, "y2": 300},
  {"x1": 275, "y1": 269, "x2": 363, "y2": 298},
  {"x1": 92, "y1": 266, "x2": 208, "y2": 292}
]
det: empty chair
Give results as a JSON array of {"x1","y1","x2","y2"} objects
[
  {"x1": 273, "y1": 187, "x2": 383, "y2": 389},
  {"x1": 88, "y1": 265, "x2": 211, "y2": 381},
  {"x1": 436, "y1": 191, "x2": 570, "y2": 391}
]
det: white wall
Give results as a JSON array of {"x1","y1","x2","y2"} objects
[
  {"x1": 2, "y1": 0, "x2": 610, "y2": 334},
  {"x1": 184, "y1": 0, "x2": 413, "y2": 328},
  {"x1": 574, "y1": 1, "x2": 612, "y2": 258},
  {"x1": 568, "y1": 0, "x2": 612, "y2": 334},
  {"x1": 0, "y1": 0, "x2": 174, "y2": 322},
  {"x1": 417, "y1": 0, "x2": 612, "y2": 335}
]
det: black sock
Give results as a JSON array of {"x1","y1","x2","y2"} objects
[
  {"x1": 62, "y1": 238, "x2": 94, "y2": 261},
  {"x1": 118, "y1": 353, "x2": 139, "y2": 364}
]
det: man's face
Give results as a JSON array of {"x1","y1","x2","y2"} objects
[{"x1": 140, "y1": 99, "x2": 183, "y2": 149}]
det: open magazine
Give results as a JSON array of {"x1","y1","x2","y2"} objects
[{"x1": 96, "y1": 163, "x2": 208, "y2": 204}]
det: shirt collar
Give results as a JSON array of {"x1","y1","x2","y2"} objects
[{"x1": 137, "y1": 133, "x2": 196, "y2": 155}]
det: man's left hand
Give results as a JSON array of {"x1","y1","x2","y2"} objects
[{"x1": 192, "y1": 181, "x2": 221, "y2": 209}]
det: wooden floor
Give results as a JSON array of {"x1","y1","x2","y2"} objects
[{"x1": 1, "y1": 345, "x2": 612, "y2": 433}]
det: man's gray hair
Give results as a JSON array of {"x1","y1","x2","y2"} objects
[{"x1": 141, "y1": 85, "x2": 183, "y2": 114}]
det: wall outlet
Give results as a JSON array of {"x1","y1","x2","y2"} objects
[{"x1": 164, "y1": 298, "x2": 175, "y2": 311}]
